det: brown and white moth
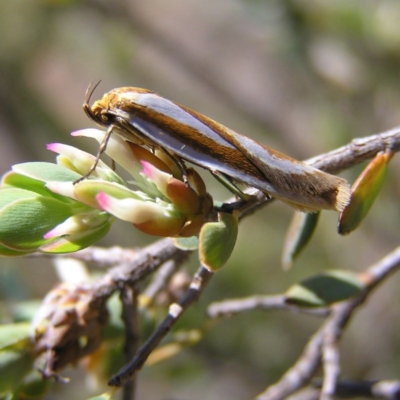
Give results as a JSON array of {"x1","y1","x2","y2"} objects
[{"x1": 82, "y1": 83, "x2": 350, "y2": 212}]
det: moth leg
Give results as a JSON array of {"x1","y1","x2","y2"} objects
[
  {"x1": 210, "y1": 171, "x2": 249, "y2": 201},
  {"x1": 158, "y1": 148, "x2": 190, "y2": 185},
  {"x1": 74, "y1": 124, "x2": 115, "y2": 184}
]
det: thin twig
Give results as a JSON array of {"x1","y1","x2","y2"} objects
[
  {"x1": 305, "y1": 126, "x2": 400, "y2": 173},
  {"x1": 312, "y1": 379, "x2": 400, "y2": 399},
  {"x1": 108, "y1": 265, "x2": 214, "y2": 387},
  {"x1": 320, "y1": 322, "x2": 340, "y2": 400},
  {"x1": 120, "y1": 283, "x2": 140, "y2": 400},
  {"x1": 208, "y1": 295, "x2": 330, "y2": 318},
  {"x1": 142, "y1": 259, "x2": 181, "y2": 306},
  {"x1": 371, "y1": 380, "x2": 400, "y2": 399},
  {"x1": 319, "y1": 300, "x2": 360, "y2": 400},
  {"x1": 255, "y1": 245, "x2": 400, "y2": 400},
  {"x1": 32, "y1": 245, "x2": 139, "y2": 266},
  {"x1": 89, "y1": 238, "x2": 189, "y2": 300}
]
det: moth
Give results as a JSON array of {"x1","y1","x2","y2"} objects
[{"x1": 82, "y1": 83, "x2": 350, "y2": 212}]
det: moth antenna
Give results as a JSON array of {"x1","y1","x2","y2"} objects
[
  {"x1": 85, "y1": 80, "x2": 102, "y2": 104},
  {"x1": 83, "y1": 80, "x2": 102, "y2": 123}
]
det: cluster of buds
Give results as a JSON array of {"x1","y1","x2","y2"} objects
[
  {"x1": 0, "y1": 128, "x2": 213, "y2": 255},
  {"x1": 0, "y1": 127, "x2": 239, "y2": 383}
]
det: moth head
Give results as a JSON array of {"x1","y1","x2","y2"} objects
[{"x1": 82, "y1": 81, "x2": 114, "y2": 127}]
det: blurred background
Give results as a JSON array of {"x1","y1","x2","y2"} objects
[{"x1": 1, "y1": 0, "x2": 400, "y2": 399}]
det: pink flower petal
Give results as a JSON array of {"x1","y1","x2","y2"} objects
[{"x1": 141, "y1": 161, "x2": 154, "y2": 179}]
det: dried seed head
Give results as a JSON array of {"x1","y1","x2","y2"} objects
[{"x1": 32, "y1": 283, "x2": 109, "y2": 380}]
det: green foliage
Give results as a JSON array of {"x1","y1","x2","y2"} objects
[
  {"x1": 285, "y1": 270, "x2": 366, "y2": 307},
  {"x1": 0, "y1": 323, "x2": 38, "y2": 398},
  {"x1": 0, "y1": 162, "x2": 112, "y2": 255},
  {"x1": 199, "y1": 212, "x2": 238, "y2": 271}
]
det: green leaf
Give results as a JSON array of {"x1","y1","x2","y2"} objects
[
  {"x1": 173, "y1": 236, "x2": 199, "y2": 250},
  {"x1": 13, "y1": 371, "x2": 49, "y2": 400},
  {"x1": 285, "y1": 270, "x2": 365, "y2": 307},
  {"x1": 0, "y1": 323, "x2": 31, "y2": 351},
  {"x1": 199, "y1": 212, "x2": 238, "y2": 271},
  {"x1": 338, "y1": 151, "x2": 393, "y2": 235},
  {"x1": 0, "y1": 192, "x2": 74, "y2": 251},
  {"x1": 0, "y1": 350, "x2": 34, "y2": 395},
  {"x1": 2, "y1": 171, "x2": 74, "y2": 203},
  {"x1": 282, "y1": 212, "x2": 320, "y2": 270},
  {"x1": 0, "y1": 187, "x2": 39, "y2": 209},
  {"x1": 12, "y1": 162, "x2": 81, "y2": 183},
  {"x1": 0, "y1": 243, "x2": 32, "y2": 257}
]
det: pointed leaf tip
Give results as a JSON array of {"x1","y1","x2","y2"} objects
[
  {"x1": 338, "y1": 151, "x2": 393, "y2": 235},
  {"x1": 282, "y1": 212, "x2": 320, "y2": 270}
]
